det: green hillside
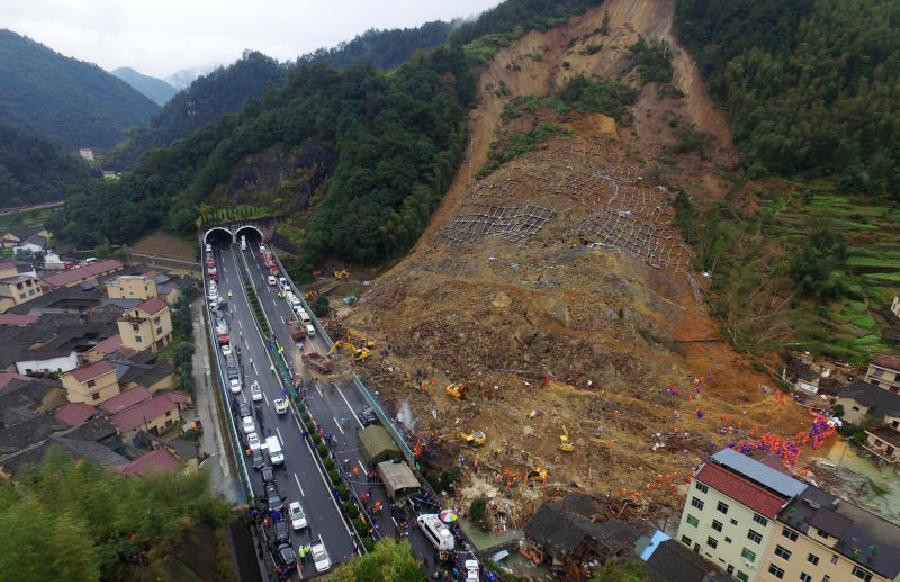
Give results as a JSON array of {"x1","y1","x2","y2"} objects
[
  {"x1": 0, "y1": 29, "x2": 158, "y2": 149},
  {"x1": 111, "y1": 67, "x2": 177, "y2": 106}
]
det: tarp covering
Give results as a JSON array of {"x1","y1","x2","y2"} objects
[
  {"x1": 377, "y1": 460, "x2": 420, "y2": 499},
  {"x1": 359, "y1": 425, "x2": 402, "y2": 464}
]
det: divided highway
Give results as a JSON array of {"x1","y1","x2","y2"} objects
[{"x1": 208, "y1": 244, "x2": 357, "y2": 578}]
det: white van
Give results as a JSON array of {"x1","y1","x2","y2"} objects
[
  {"x1": 298, "y1": 311, "x2": 311, "y2": 323},
  {"x1": 265, "y1": 435, "x2": 284, "y2": 465},
  {"x1": 268, "y1": 276, "x2": 277, "y2": 286},
  {"x1": 305, "y1": 324, "x2": 315, "y2": 337}
]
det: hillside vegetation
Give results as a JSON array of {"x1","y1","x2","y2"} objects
[
  {"x1": 109, "y1": 21, "x2": 464, "y2": 170},
  {"x1": 0, "y1": 29, "x2": 158, "y2": 149},
  {"x1": 111, "y1": 67, "x2": 178, "y2": 106},
  {"x1": 0, "y1": 122, "x2": 96, "y2": 206},
  {"x1": 54, "y1": 0, "x2": 604, "y2": 269},
  {"x1": 674, "y1": 0, "x2": 900, "y2": 360}
]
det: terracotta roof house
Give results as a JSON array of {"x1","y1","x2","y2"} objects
[{"x1": 116, "y1": 448, "x2": 183, "y2": 476}]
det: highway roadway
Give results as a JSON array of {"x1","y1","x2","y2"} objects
[
  {"x1": 210, "y1": 243, "x2": 357, "y2": 578},
  {"x1": 241, "y1": 245, "x2": 444, "y2": 567}
]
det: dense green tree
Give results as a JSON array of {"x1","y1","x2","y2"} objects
[
  {"x1": 590, "y1": 559, "x2": 653, "y2": 582},
  {"x1": 0, "y1": 29, "x2": 158, "y2": 149},
  {"x1": 330, "y1": 539, "x2": 424, "y2": 582},
  {"x1": 790, "y1": 222, "x2": 850, "y2": 299},
  {"x1": 675, "y1": 0, "x2": 900, "y2": 197}
]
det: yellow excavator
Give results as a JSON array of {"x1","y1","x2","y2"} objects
[
  {"x1": 354, "y1": 348, "x2": 371, "y2": 361},
  {"x1": 328, "y1": 340, "x2": 352, "y2": 355},
  {"x1": 458, "y1": 431, "x2": 487, "y2": 447},
  {"x1": 446, "y1": 381, "x2": 479, "y2": 399},
  {"x1": 559, "y1": 425, "x2": 575, "y2": 452},
  {"x1": 334, "y1": 270, "x2": 349, "y2": 280},
  {"x1": 345, "y1": 331, "x2": 376, "y2": 349},
  {"x1": 528, "y1": 466, "x2": 549, "y2": 484}
]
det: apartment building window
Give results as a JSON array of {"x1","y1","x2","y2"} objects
[
  {"x1": 707, "y1": 537, "x2": 718, "y2": 549},
  {"x1": 774, "y1": 546, "x2": 791, "y2": 560},
  {"x1": 830, "y1": 555, "x2": 838, "y2": 565},
  {"x1": 782, "y1": 528, "x2": 799, "y2": 542},
  {"x1": 852, "y1": 566, "x2": 872, "y2": 581},
  {"x1": 800, "y1": 573, "x2": 811, "y2": 582},
  {"x1": 753, "y1": 513, "x2": 768, "y2": 526},
  {"x1": 726, "y1": 565, "x2": 734, "y2": 575},
  {"x1": 724, "y1": 537, "x2": 732, "y2": 543},
  {"x1": 807, "y1": 554, "x2": 819, "y2": 566},
  {"x1": 730, "y1": 519, "x2": 738, "y2": 526},
  {"x1": 691, "y1": 497, "x2": 704, "y2": 510},
  {"x1": 155, "y1": 326, "x2": 163, "y2": 335},
  {"x1": 747, "y1": 530, "x2": 763, "y2": 544},
  {"x1": 135, "y1": 335, "x2": 142, "y2": 343},
  {"x1": 686, "y1": 514, "x2": 699, "y2": 528},
  {"x1": 736, "y1": 572, "x2": 749, "y2": 582},
  {"x1": 711, "y1": 520, "x2": 723, "y2": 532},
  {"x1": 91, "y1": 393, "x2": 100, "y2": 401},
  {"x1": 153, "y1": 316, "x2": 160, "y2": 324},
  {"x1": 681, "y1": 535, "x2": 692, "y2": 547},
  {"x1": 695, "y1": 481, "x2": 709, "y2": 494},
  {"x1": 741, "y1": 548, "x2": 756, "y2": 563},
  {"x1": 816, "y1": 529, "x2": 829, "y2": 541},
  {"x1": 132, "y1": 324, "x2": 139, "y2": 332},
  {"x1": 717, "y1": 501, "x2": 729, "y2": 514},
  {"x1": 767, "y1": 564, "x2": 784, "y2": 579}
]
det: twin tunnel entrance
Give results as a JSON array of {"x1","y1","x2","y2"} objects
[{"x1": 204, "y1": 225, "x2": 264, "y2": 249}]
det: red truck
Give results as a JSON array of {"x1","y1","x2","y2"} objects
[
  {"x1": 288, "y1": 321, "x2": 307, "y2": 341},
  {"x1": 208, "y1": 267, "x2": 218, "y2": 281}
]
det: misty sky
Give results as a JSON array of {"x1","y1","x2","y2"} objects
[{"x1": 4, "y1": 0, "x2": 502, "y2": 78}]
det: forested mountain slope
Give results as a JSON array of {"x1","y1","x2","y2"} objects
[
  {"x1": 0, "y1": 122, "x2": 96, "y2": 206},
  {"x1": 0, "y1": 29, "x2": 159, "y2": 149},
  {"x1": 55, "y1": 0, "x2": 605, "y2": 261},
  {"x1": 109, "y1": 20, "x2": 463, "y2": 170},
  {"x1": 111, "y1": 67, "x2": 178, "y2": 106},
  {"x1": 675, "y1": 0, "x2": 899, "y2": 195}
]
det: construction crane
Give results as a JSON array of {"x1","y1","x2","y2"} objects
[{"x1": 559, "y1": 425, "x2": 575, "y2": 452}]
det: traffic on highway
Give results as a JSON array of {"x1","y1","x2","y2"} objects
[{"x1": 203, "y1": 231, "x2": 483, "y2": 580}]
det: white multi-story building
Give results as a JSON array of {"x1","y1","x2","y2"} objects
[{"x1": 676, "y1": 449, "x2": 807, "y2": 582}]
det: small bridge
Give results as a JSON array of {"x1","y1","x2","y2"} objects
[{"x1": 201, "y1": 216, "x2": 278, "y2": 246}]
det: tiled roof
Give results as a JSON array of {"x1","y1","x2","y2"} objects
[
  {"x1": 116, "y1": 448, "x2": 182, "y2": 476},
  {"x1": 54, "y1": 403, "x2": 97, "y2": 426},
  {"x1": 695, "y1": 462, "x2": 788, "y2": 519},
  {"x1": 69, "y1": 359, "x2": 116, "y2": 383},
  {"x1": 90, "y1": 334, "x2": 126, "y2": 355},
  {"x1": 871, "y1": 354, "x2": 900, "y2": 371},
  {"x1": 0, "y1": 314, "x2": 38, "y2": 326},
  {"x1": 99, "y1": 386, "x2": 150, "y2": 415},
  {"x1": 841, "y1": 381, "x2": 900, "y2": 416},
  {"x1": 0, "y1": 372, "x2": 29, "y2": 388},
  {"x1": 109, "y1": 393, "x2": 180, "y2": 433},
  {"x1": 136, "y1": 297, "x2": 167, "y2": 315},
  {"x1": 43, "y1": 259, "x2": 122, "y2": 288}
]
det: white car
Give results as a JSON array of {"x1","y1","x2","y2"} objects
[
  {"x1": 306, "y1": 324, "x2": 316, "y2": 337},
  {"x1": 259, "y1": 244, "x2": 266, "y2": 253},
  {"x1": 242, "y1": 415, "x2": 255, "y2": 434},
  {"x1": 273, "y1": 398, "x2": 289, "y2": 415},
  {"x1": 207, "y1": 289, "x2": 217, "y2": 300},
  {"x1": 222, "y1": 344, "x2": 233, "y2": 357},
  {"x1": 206, "y1": 243, "x2": 212, "y2": 252},
  {"x1": 268, "y1": 276, "x2": 277, "y2": 286},
  {"x1": 311, "y1": 542, "x2": 331, "y2": 573},
  {"x1": 288, "y1": 502, "x2": 307, "y2": 530},
  {"x1": 247, "y1": 432, "x2": 261, "y2": 450},
  {"x1": 230, "y1": 378, "x2": 242, "y2": 394},
  {"x1": 279, "y1": 277, "x2": 288, "y2": 288},
  {"x1": 250, "y1": 380, "x2": 263, "y2": 402},
  {"x1": 465, "y1": 559, "x2": 479, "y2": 582}
]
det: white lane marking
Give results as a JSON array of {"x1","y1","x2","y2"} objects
[
  {"x1": 334, "y1": 384, "x2": 364, "y2": 429},
  {"x1": 276, "y1": 426, "x2": 283, "y2": 442},
  {"x1": 238, "y1": 320, "x2": 243, "y2": 331},
  {"x1": 358, "y1": 461, "x2": 367, "y2": 474},
  {"x1": 250, "y1": 361, "x2": 257, "y2": 374},
  {"x1": 333, "y1": 417, "x2": 344, "y2": 435},
  {"x1": 314, "y1": 382, "x2": 323, "y2": 397},
  {"x1": 280, "y1": 316, "x2": 285, "y2": 324},
  {"x1": 294, "y1": 473, "x2": 305, "y2": 496},
  {"x1": 272, "y1": 298, "x2": 278, "y2": 307},
  {"x1": 263, "y1": 392, "x2": 269, "y2": 406}
]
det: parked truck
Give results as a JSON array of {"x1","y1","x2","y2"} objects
[
  {"x1": 288, "y1": 320, "x2": 307, "y2": 341},
  {"x1": 301, "y1": 353, "x2": 334, "y2": 374}
]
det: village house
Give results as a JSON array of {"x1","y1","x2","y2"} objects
[
  {"x1": 12, "y1": 234, "x2": 46, "y2": 255},
  {"x1": 0, "y1": 260, "x2": 43, "y2": 313},
  {"x1": 107, "y1": 390, "x2": 190, "y2": 442},
  {"x1": 863, "y1": 426, "x2": 900, "y2": 464},
  {"x1": 891, "y1": 296, "x2": 900, "y2": 319},
  {"x1": 114, "y1": 350, "x2": 175, "y2": 393},
  {"x1": 763, "y1": 485, "x2": 900, "y2": 582},
  {"x1": 61, "y1": 359, "x2": 120, "y2": 404},
  {"x1": 115, "y1": 448, "x2": 183, "y2": 476},
  {"x1": 105, "y1": 275, "x2": 157, "y2": 300},
  {"x1": 524, "y1": 493, "x2": 640, "y2": 580},
  {"x1": 117, "y1": 297, "x2": 173, "y2": 353},
  {"x1": 833, "y1": 381, "x2": 900, "y2": 426},
  {"x1": 864, "y1": 354, "x2": 900, "y2": 394},
  {"x1": 638, "y1": 533, "x2": 730, "y2": 582},
  {"x1": 0, "y1": 225, "x2": 50, "y2": 248},
  {"x1": 42, "y1": 259, "x2": 123, "y2": 289}
]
